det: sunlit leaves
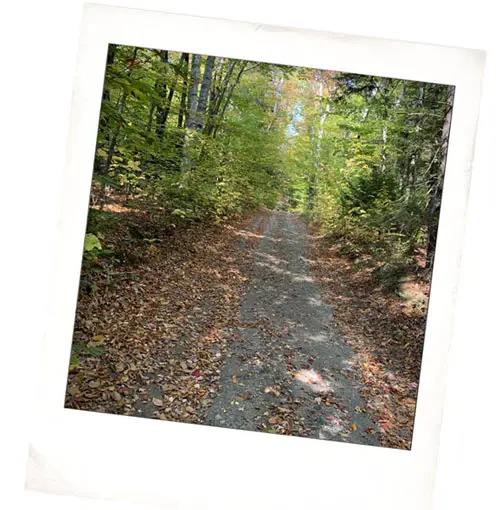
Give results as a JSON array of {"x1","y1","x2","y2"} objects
[{"x1": 84, "y1": 233, "x2": 102, "y2": 252}]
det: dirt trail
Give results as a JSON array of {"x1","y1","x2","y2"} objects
[{"x1": 204, "y1": 211, "x2": 380, "y2": 445}]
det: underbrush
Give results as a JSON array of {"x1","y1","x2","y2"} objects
[{"x1": 306, "y1": 214, "x2": 427, "y2": 292}]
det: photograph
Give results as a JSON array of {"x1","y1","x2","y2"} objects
[{"x1": 63, "y1": 42, "x2": 454, "y2": 451}]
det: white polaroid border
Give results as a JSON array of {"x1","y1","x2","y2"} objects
[{"x1": 26, "y1": 4, "x2": 485, "y2": 510}]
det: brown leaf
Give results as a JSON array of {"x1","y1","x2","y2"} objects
[{"x1": 264, "y1": 386, "x2": 280, "y2": 396}]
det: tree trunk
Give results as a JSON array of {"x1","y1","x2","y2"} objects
[
  {"x1": 104, "y1": 92, "x2": 126, "y2": 173},
  {"x1": 425, "y1": 85, "x2": 455, "y2": 269},
  {"x1": 212, "y1": 62, "x2": 247, "y2": 138},
  {"x1": 186, "y1": 54, "x2": 201, "y2": 129},
  {"x1": 102, "y1": 44, "x2": 116, "y2": 104},
  {"x1": 194, "y1": 55, "x2": 216, "y2": 130},
  {"x1": 155, "y1": 51, "x2": 169, "y2": 140},
  {"x1": 206, "y1": 61, "x2": 237, "y2": 136},
  {"x1": 103, "y1": 48, "x2": 138, "y2": 174},
  {"x1": 181, "y1": 54, "x2": 203, "y2": 172},
  {"x1": 146, "y1": 101, "x2": 155, "y2": 132},
  {"x1": 94, "y1": 44, "x2": 117, "y2": 173},
  {"x1": 378, "y1": 79, "x2": 389, "y2": 173},
  {"x1": 177, "y1": 53, "x2": 189, "y2": 129},
  {"x1": 266, "y1": 72, "x2": 284, "y2": 133}
]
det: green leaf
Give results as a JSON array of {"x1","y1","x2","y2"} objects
[
  {"x1": 69, "y1": 353, "x2": 79, "y2": 371},
  {"x1": 84, "y1": 233, "x2": 102, "y2": 252}
]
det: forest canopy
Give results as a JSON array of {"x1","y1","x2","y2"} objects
[{"x1": 90, "y1": 44, "x2": 453, "y2": 277}]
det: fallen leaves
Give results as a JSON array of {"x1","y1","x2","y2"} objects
[
  {"x1": 264, "y1": 386, "x2": 280, "y2": 397},
  {"x1": 65, "y1": 206, "x2": 264, "y2": 426},
  {"x1": 307, "y1": 231, "x2": 427, "y2": 450}
]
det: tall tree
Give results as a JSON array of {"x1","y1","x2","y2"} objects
[
  {"x1": 425, "y1": 85, "x2": 454, "y2": 269},
  {"x1": 186, "y1": 54, "x2": 202, "y2": 129},
  {"x1": 154, "y1": 50, "x2": 170, "y2": 140},
  {"x1": 104, "y1": 47, "x2": 138, "y2": 174},
  {"x1": 177, "y1": 53, "x2": 189, "y2": 129},
  {"x1": 194, "y1": 55, "x2": 216, "y2": 130}
]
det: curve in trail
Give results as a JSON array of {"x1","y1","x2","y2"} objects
[{"x1": 204, "y1": 211, "x2": 380, "y2": 446}]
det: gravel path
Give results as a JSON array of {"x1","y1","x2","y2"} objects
[{"x1": 204, "y1": 211, "x2": 380, "y2": 446}]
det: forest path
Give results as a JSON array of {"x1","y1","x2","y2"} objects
[{"x1": 204, "y1": 211, "x2": 380, "y2": 445}]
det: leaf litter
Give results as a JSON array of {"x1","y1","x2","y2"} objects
[
  {"x1": 306, "y1": 231, "x2": 427, "y2": 450},
  {"x1": 64, "y1": 206, "x2": 267, "y2": 425}
]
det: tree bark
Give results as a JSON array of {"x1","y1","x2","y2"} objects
[
  {"x1": 186, "y1": 54, "x2": 201, "y2": 129},
  {"x1": 103, "y1": 48, "x2": 138, "y2": 174},
  {"x1": 102, "y1": 44, "x2": 116, "y2": 104},
  {"x1": 266, "y1": 72, "x2": 284, "y2": 133},
  {"x1": 155, "y1": 51, "x2": 170, "y2": 140},
  {"x1": 194, "y1": 55, "x2": 216, "y2": 130},
  {"x1": 94, "y1": 44, "x2": 117, "y2": 173},
  {"x1": 177, "y1": 53, "x2": 189, "y2": 129},
  {"x1": 425, "y1": 85, "x2": 454, "y2": 269}
]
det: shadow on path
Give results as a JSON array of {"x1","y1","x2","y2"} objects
[{"x1": 204, "y1": 211, "x2": 380, "y2": 446}]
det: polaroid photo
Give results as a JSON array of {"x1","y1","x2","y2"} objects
[{"x1": 26, "y1": 3, "x2": 485, "y2": 509}]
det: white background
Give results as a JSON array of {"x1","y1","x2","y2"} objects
[{"x1": 3, "y1": 1, "x2": 499, "y2": 509}]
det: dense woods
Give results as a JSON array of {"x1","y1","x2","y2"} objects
[
  {"x1": 89, "y1": 44, "x2": 452, "y2": 276},
  {"x1": 68, "y1": 44, "x2": 454, "y2": 450}
]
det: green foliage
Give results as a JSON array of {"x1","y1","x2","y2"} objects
[
  {"x1": 84, "y1": 233, "x2": 102, "y2": 252},
  {"x1": 93, "y1": 46, "x2": 289, "y2": 226},
  {"x1": 70, "y1": 342, "x2": 106, "y2": 371},
  {"x1": 72, "y1": 342, "x2": 106, "y2": 357},
  {"x1": 89, "y1": 44, "x2": 450, "y2": 278},
  {"x1": 283, "y1": 72, "x2": 450, "y2": 272}
]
